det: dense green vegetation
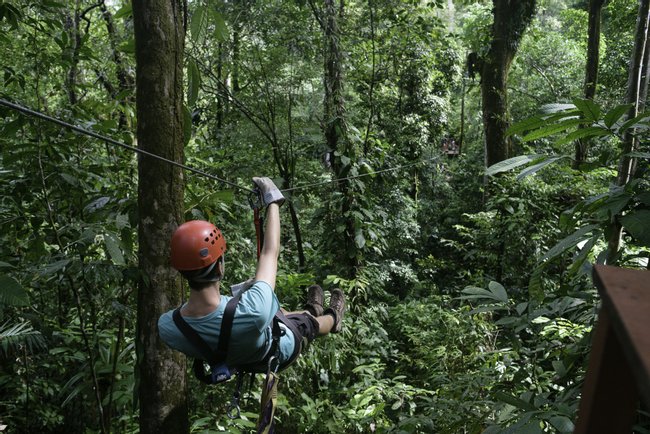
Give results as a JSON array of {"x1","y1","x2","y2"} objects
[{"x1": 1, "y1": 0, "x2": 649, "y2": 432}]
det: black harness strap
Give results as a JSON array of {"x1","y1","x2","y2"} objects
[{"x1": 172, "y1": 293, "x2": 242, "y2": 384}]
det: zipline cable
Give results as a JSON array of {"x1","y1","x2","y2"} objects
[
  {"x1": 282, "y1": 158, "x2": 436, "y2": 192},
  {"x1": 0, "y1": 98, "x2": 255, "y2": 194},
  {"x1": 0, "y1": 98, "x2": 438, "y2": 195}
]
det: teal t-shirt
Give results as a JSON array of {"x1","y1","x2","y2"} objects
[{"x1": 158, "y1": 280, "x2": 295, "y2": 367}]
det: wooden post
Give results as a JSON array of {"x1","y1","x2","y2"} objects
[{"x1": 574, "y1": 265, "x2": 650, "y2": 433}]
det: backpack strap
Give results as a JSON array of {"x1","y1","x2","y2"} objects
[{"x1": 172, "y1": 293, "x2": 242, "y2": 384}]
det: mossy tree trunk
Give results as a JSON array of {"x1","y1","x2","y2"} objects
[
  {"x1": 481, "y1": 0, "x2": 536, "y2": 167},
  {"x1": 575, "y1": 0, "x2": 607, "y2": 167},
  {"x1": 133, "y1": 0, "x2": 188, "y2": 432}
]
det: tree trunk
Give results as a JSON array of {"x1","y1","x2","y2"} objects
[
  {"x1": 481, "y1": 0, "x2": 536, "y2": 167},
  {"x1": 322, "y1": 0, "x2": 360, "y2": 277},
  {"x1": 575, "y1": 0, "x2": 606, "y2": 167},
  {"x1": 133, "y1": 1, "x2": 188, "y2": 433},
  {"x1": 608, "y1": 0, "x2": 650, "y2": 263}
]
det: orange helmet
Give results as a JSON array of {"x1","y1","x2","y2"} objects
[{"x1": 170, "y1": 220, "x2": 226, "y2": 271}]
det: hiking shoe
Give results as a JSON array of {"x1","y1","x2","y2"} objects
[
  {"x1": 303, "y1": 285, "x2": 324, "y2": 317},
  {"x1": 323, "y1": 288, "x2": 345, "y2": 333}
]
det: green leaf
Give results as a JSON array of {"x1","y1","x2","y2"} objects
[
  {"x1": 493, "y1": 391, "x2": 536, "y2": 411},
  {"x1": 540, "y1": 103, "x2": 576, "y2": 114},
  {"x1": 187, "y1": 59, "x2": 200, "y2": 106},
  {"x1": 617, "y1": 110, "x2": 650, "y2": 133},
  {"x1": 113, "y1": 4, "x2": 132, "y2": 19},
  {"x1": 540, "y1": 224, "x2": 600, "y2": 263},
  {"x1": 210, "y1": 9, "x2": 229, "y2": 41},
  {"x1": 105, "y1": 233, "x2": 126, "y2": 265},
  {"x1": 620, "y1": 210, "x2": 650, "y2": 246},
  {"x1": 556, "y1": 126, "x2": 610, "y2": 145},
  {"x1": 516, "y1": 156, "x2": 567, "y2": 180},
  {"x1": 486, "y1": 155, "x2": 543, "y2": 176},
  {"x1": 0, "y1": 275, "x2": 29, "y2": 307},
  {"x1": 627, "y1": 152, "x2": 650, "y2": 159},
  {"x1": 40, "y1": 259, "x2": 71, "y2": 276},
  {"x1": 604, "y1": 104, "x2": 633, "y2": 128},
  {"x1": 508, "y1": 114, "x2": 547, "y2": 136},
  {"x1": 354, "y1": 232, "x2": 366, "y2": 249},
  {"x1": 573, "y1": 98, "x2": 601, "y2": 121},
  {"x1": 191, "y1": 6, "x2": 208, "y2": 44},
  {"x1": 521, "y1": 118, "x2": 585, "y2": 142},
  {"x1": 182, "y1": 104, "x2": 192, "y2": 145},
  {"x1": 118, "y1": 38, "x2": 135, "y2": 54},
  {"x1": 549, "y1": 416, "x2": 574, "y2": 433},
  {"x1": 488, "y1": 281, "x2": 508, "y2": 303}
]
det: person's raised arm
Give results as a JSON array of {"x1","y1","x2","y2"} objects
[{"x1": 252, "y1": 177, "x2": 285, "y2": 289}]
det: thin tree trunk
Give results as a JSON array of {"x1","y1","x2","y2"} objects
[
  {"x1": 575, "y1": 0, "x2": 606, "y2": 167},
  {"x1": 133, "y1": 0, "x2": 188, "y2": 432},
  {"x1": 608, "y1": 0, "x2": 650, "y2": 263}
]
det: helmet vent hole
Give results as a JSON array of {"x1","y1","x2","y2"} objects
[{"x1": 204, "y1": 237, "x2": 209, "y2": 242}]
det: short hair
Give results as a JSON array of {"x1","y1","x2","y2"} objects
[{"x1": 180, "y1": 257, "x2": 224, "y2": 290}]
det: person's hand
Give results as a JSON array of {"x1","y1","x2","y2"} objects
[{"x1": 253, "y1": 177, "x2": 285, "y2": 206}]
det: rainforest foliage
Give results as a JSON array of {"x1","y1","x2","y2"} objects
[{"x1": 1, "y1": 0, "x2": 649, "y2": 432}]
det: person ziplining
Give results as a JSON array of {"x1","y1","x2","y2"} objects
[{"x1": 157, "y1": 177, "x2": 346, "y2": 432}]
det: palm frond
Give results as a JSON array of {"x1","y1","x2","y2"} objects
[{"x1": 0, "y1": 320, "x2": 47, "y2": 356}]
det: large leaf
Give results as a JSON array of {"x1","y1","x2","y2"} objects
[
  {"x1": 209, "y1": 9, "x2": 229, "y2": 42},
  {"x1": 40, "y1": 259, "x2": 71, "y2": 276},
  {"x1": 113, "y1": 3, "x2": 132, "y2": 19},
  {"x1": 0, "y1": 320, "x2": 46, "y2": 356},
  {"x1": 105, "y1": 233, "x2": 126, "y2": 265},
  {"x1": 549, "y1": 416, "x2": 574, "y2": 434},
  {"x1": 190, "y1": 6, "x2": 208, "y2": 44},
  {"x1": 0, "y1": 275, "x2": 29, "y2": 307},
  {"x1": 540, "y1": 224, "x2": 600, "y2": 262},
  {"x1": 486, "y1": 155, "x2": 543, "y2": 176},
  {"x1": 183, "y1": 104, "x2": 192, "y2": 145},
  {"x1": 604, "y1": 104, "x2": 633, "y2": 128},
  {"x1": 540, "y1": 103, "x2": 576, "y2": 114},
  {"x1": 620, "y1": 210, "x2": 650, "y2": 246},
  {"x1": 508, "y1": 110, "x2": 579, "y2": 136},
  {"x1": 516, "y1": 156, "x2": 568, "y2": 180},
  {"x1": 627, "y1": 152, "x2": 650, "y2": 159},
  {"x1": 617, "y1": 109, "x2": 650, "y2": 134},
  {"x1": 488, "y1": 281, "x2": 508, "y2": 303},
  {"x1": 521, "y1": 118, "x2": 585, "y2": 142},
  {"x1": 556, "y1": 126, "x2": 610, "y2": 145},
  {"x1": 187, "y1": 59, "x2": 200, "y2": 106},
  {"x1": 573, "y1": 98, "x2": 601, "y2": 121},
  {"x1": 492, "y1": 391, "x2": 537, "y2": 412},
  {"x1": 460, "y1": 284, "x2": 508, "y2": 304}
]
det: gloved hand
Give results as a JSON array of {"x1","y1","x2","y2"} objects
[{"x1": 253, "y1": 177, "x2": 285, "y2": 207}]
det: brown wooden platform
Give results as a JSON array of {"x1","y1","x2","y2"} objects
[{"x1": 574, "y1": 265, "x2": 650, "y2": 433}]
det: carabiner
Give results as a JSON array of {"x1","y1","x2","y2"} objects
[
  {"x1": 267, "y1": 355, "x2": 280, "y2": 374},
  {"x1": 248, "y1": 188, "x2": 263, "y2": 210},
  {"x1": 227, "y1": 374, "x2": 244, "y2": 419}
]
